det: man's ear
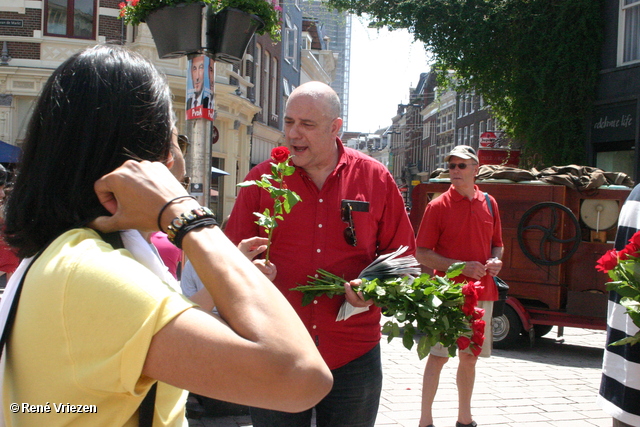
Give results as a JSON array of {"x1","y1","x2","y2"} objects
[{"x1": 331, "y1": 117, "x2": 343, "y2": 135}]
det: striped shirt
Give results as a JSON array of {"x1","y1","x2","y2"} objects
[{"x1": 598, "y1": 184, "x2": 640, "y2": 426}]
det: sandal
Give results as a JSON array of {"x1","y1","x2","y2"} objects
[{"x1": 456, "y1": 422, "x2": 477, "y2": 427}]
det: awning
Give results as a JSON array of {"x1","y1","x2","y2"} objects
[
  {"x1": 211, "y1": 166, "x2": 229, "y2": 178},
  {"x1": 0, "y1": 140, "x2": 21, "y2": 163}
]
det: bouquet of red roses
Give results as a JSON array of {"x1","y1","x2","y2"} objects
[
  {"x1": 291, "y1": 261, "x2": 486, "y2": 359},
  {"x1": 596, "y1": 231, "x2": 640, "y2": 346}
]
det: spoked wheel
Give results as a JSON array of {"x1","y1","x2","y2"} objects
[{"x1": 517, "y1": 202, "x2": 582, "y2": 266}]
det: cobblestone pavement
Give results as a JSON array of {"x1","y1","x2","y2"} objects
[{"x1": 188, "y1": 325, "x2": 609, "y2": 427}]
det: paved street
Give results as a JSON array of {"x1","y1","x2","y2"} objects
[{"x1": 188, "y1": 325, "x2": 610, "y2": 427}]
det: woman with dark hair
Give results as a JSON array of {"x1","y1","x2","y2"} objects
[{"x1": 0, "y1": 45, "x2": 331, "y2": 426}]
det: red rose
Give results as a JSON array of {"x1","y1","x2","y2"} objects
[
  {"x1": 629, "y1": 231, "x2": 640, "y2": 251},
  {"x1": 462, "y1": 301, "x2": 475, "y2": 316},
  {"x1": 472, "y1": 308, "x2": 485, "y2": 320},
  {"x1": 471, "y1": 344, "x2": 482, "y2": 356},
  {"x1": 462, "y1": 283, "x2": 477, "y2": 298},
  {"x1": 472, "y1": 328, "x2": 485, "y2": 346},
  {"x1": 472, "y1": 319, "x2": 486, "y2": 331},
  {"x1": 596, "y1": 249, "x2": 618, "y2": 273},
  {"x1": 457, "y1": 336, "x2": 471, "y2": 350},
  {"x1": 271, "y1": 146, "x2": 290, "y2": 163}
]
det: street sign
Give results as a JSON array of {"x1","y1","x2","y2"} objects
[
  {"x1": 212, "y1": 126, "x2": 219, "y2": 144},
  {"x1": 480, "y1": 131, "x2": 497, "y2": 147}
]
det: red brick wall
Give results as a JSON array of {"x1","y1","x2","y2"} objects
[
  {"x1": 5, "y1": 42, "x2": 39, "y2": 60},
  {"x1": 0, "y1": 8, "x2": 41, "y2": 59},
  {"x1": 0, "y1": 3, "x2": 125, "y2": 59},
  {"x1": 0, "y1": 9, "x2": 40, "y2": 38},
  {"x1": 99, "y1": 16, "x2": 124, "y2": 43}
]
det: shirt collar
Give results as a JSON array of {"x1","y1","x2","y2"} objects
[{"x1": 449, "y1": 184, "x2": 482, "y2": 202}]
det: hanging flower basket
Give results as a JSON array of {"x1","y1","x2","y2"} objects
[
  {"x1": 205, "y1": 7, "x2": 264, "y2": 64},
  {"x1": 143, "y1": 2, "x2": 204, "y2": 59}
]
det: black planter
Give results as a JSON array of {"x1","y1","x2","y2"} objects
[
  {"x1": 205, "y1": 7, "x2": 264, "y2": 64},
  {"x1": 145, "y1": 2, "x2": 204, "y2": 59}
]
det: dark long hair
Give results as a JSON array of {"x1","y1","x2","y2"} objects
[{"x1": 4, "y1": 45, "x2": 174, "y2": 258}]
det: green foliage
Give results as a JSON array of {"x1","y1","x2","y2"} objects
[
  {"x1": 327, "y1": 0, "x2": 604, "y2": 168},
  {"x1": 118, "y1": 0, "x2": 282, "y2": 40},
  {"x1": 291, "y1": 265, "x2": 473, "y2": 359}
]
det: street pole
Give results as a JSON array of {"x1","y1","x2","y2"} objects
[
  {"x1": 184, "y1": 53, "x2": 215, "y2": 210},
  {"x1": 185, "y1": 112, "x2": 212, "y2": 208}
]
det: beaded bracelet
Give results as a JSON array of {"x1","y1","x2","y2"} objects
[
  {"x1": 166, "y1": 206, "x2": 218, "y2": 249},
  {"x1": 156, "y1": 195, "x2": 197, "y2": 232}
]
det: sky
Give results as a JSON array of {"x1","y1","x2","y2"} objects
[{"x1": 346, "y1": 16, "x2": 431, "y2": 134}]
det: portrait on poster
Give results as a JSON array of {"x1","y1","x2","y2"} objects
[{"x1": 186, "y1": 55, "x2": 214, "y2": 121}]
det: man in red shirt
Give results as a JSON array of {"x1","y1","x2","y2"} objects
[
  {"x1": 415, "y1": 145, "x2": 503, "y2": 427},
  {"x1": 224, "y1": 81, "x2": 415, "y2": 427}
]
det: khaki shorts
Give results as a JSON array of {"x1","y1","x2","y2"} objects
[{"x1": 430, "y1": 300, "x2": 494, "y2": 358}]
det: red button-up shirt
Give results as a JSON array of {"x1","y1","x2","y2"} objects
[
  {"x1": 415, "y1": 185, "x2": 503, "y2": 301},
  {"x1": 225, "y1": 141, "x2": 416, "y2": 369}
]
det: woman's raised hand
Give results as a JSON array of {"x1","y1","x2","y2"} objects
[{"x1": 91, "y1": 160, "x2": 199, "y2": 233}]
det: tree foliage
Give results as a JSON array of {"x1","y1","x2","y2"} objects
[{"x1": 329, "y1": 0, "x2": 604, "y2": 167}]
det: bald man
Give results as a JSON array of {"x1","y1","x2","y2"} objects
[{"x1": 225, "y1": 82, "x2": 416, "y2": 427}]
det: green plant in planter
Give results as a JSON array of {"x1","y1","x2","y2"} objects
[{"x1": 118, "y1": 0, "x2": 281, "y2": 41}]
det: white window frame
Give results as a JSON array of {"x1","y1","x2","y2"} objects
[
  {"x1": 284, "y1": 15, "x2": 298, "y2": 67},
  {"x1": 263, "y1": 51, "x2": 271, "y2": 119},
  {"x1": 270, "y1": 57, "x2": 278, "y2": 119},
  {"x1": 254, "y1": 44, "x2": 262, "y2": 108},
  {"x1": 619, "y1": 0, "x2": 640, "y2": 65}
]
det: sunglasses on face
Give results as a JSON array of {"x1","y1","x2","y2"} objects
[
  {"x1": 341, "y1": 203, "x2": 357, "y2": 247},
  {"x1": 448, "y1": 162, "x2": 477, "y2": 170},
  {"x1": 177, "y1": 134, "x2": 189, "y2": 156}
]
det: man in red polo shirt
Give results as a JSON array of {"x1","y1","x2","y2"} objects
[
  {"x1": 224, "y1": 81, "x2": 415, "y2": 427},
  {"x1": 415, "y1": 145, "x2": 503, "y2": 427}
]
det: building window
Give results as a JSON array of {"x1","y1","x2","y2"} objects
[
  {"x1": 254, "y1": 44, "x2": 262, "y2": 108},
  {"x1": 45, "y1": 0, "x2": 95, "y2": 39},
  {"x1": 284, "y1": 15, "x2": 298, "y2": 67},
  {"x1": 270, "y1": 57, "x2": 278, "y2": 119},
  {"x1": 264, "y1": 51, "x2": 271, "y2": 119},
  {"x1": 621, "y1": 0, "x2": 640, "y2": 64}
]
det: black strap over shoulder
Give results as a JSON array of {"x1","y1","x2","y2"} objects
[
  {"x1": 95, "y1": 230, "x2": 157, "y2": 427},
  {"x1": 139, "y1": 382, "x2": 157, "y2": 427}
]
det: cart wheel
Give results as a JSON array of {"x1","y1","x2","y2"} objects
[
  {"x1": 517, "y1": 202, "x2": 582, "y2": 266},
  {"x1": 492, "y1": 305, "x2": 523, "y2": 349}
]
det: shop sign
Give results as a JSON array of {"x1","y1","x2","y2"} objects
[{"x1": 592, "y1": 103, "x2": 635, "y2": 143}]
